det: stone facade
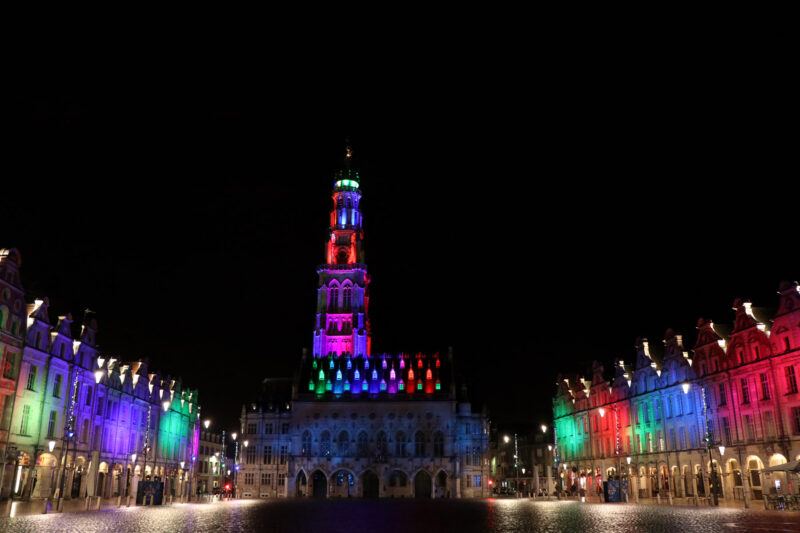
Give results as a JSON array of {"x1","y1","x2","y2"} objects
[
  {"x1": 239, "y1": 148, "x2": 489, "y2": 499},
  {"x1": 552, "y1": 281, "x2": 800, "y2": 504},
  {"x1": 0, "y1": 248, "x2": 202, "y2": 503}
]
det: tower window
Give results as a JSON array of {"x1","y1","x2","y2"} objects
[{"x1": 343, "y1": 287, "x2": 352, "y2": 309}]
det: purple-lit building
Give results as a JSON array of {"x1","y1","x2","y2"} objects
[
  {"x1": 553, "y1": 281, "x2": 800, "y2": 504},
  {"x1": 239, "y1": 148, "x2": 489, "y2": 499},
  {"x1": 0, "y1": 249, "x2": 202, "y2": 504}
]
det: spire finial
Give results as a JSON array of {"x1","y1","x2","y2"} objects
[{"x1": 344, "y1": 137, "x2": 353, "y2": 170}]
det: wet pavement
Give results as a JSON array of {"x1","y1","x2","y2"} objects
[{"x1": 1, "y1": 498, "x2": 799, "y2": 533}]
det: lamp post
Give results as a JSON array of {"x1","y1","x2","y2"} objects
[
  {"x1": 683, "y1": 380, "x2": 716, "y2": 506},
  {"x1": 599, "y1": 404, "x2": 623, "y2": 502},
  {"x1": 232, "y1": 432, "x2": 239, "y2": 499}
]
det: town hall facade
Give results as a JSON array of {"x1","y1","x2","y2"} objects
[{"x1": 238, "y1": 148, "x2": 489, "y2": 499}]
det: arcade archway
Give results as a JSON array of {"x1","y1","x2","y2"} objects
[{"x1": 414, "y1": 471, "x2": 432, "y2": 498}]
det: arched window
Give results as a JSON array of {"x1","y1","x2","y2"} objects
[
  {"x1": 329, "y1": 287, "x2": 339, "y2": 311},
  {"x1": 321, "y1": 431, "x2": 331, "y2": 457},
  {"x1": 357, "y1": 431, "x2": 368, "y2": 457},
  {"x1": 337, "y1": 430, "x2": 349, "y2": 456},
  {"x1": 433, "y1": 431, "x2": 444, "y2": 457},
  {"x1": 414, "y1": 431, "x2": 425, "y2": 457},
  {"x1": 395, "y1": 431, "x2": 407, "y2": 457},
  {"x1": 343, "y1": 287, "x2": 352, "y2": 309},
  {"x1": 376, "y1": 431, "x2": 387, "y2": 456},
  {"x1": 302, "y1": 431, "x2": 312, "y2": 457}
]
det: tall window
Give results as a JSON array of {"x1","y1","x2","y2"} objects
[
  {"x1": 343, "y1": 287, "x2": 352, "y2": 309},
  {"x1": 433, "y1": 432, "x2": 444, "y2": 457},
  {"x1": 246, "y1": 445, "x2": 256, "y2": 464},
  {"x1": 786, "y1": 366, "x2": 798, "y2": 394},
  {"x1": 328, "y1": 288, "x2": 339, "y2": 311},
  {"x1": 247, "y1": 423, "x2": 257, "y2": 434},
  {"x1": 85, "y1": 386, "x2": 92, "y2": 406},
  {"x1": 760, "y1": 374, "x2": 770, "y2": 400},
  {"x1": 718, "y1": 383, "x2": 727, "y2": 406},
  {"x1": 2, "y1": 351, "x2": 15, "y2": 379},
  {"x1": 376, "y1": 431, "x2": 387, "y2": 456},
  {"x1": 20, "y1": 405, "x2": 30, "y2": 434},
  {"x1": 265, "y1": 423, "x2": 273, "y2": 434},
  {"x1": 741, "y1": 378, "x2": 750, "y2": 404},
  {"x1": 301, "y1": 432, "x2": 311, "y2": 457},
  {"x1": 744, "y1": 415, "x2": 756, "y2": 440},
  {"x1": 261, "y1": 473, "x2": 271, "y2": 486},
  {"x1": 280, "y1": 445, "x2": 288, "y2": 464},
  {"x1": 395, "y1": 431, "x2": 406, "y2": 457},
  {"x1": 791, "y1": 407, "x2": 800, "y2": 434},
  {"x1": 81, "y1": 419, "x2": 89, "y2": 442},
  {"x1": 357, "y1": 432, "x2": 368, "y2": 457},
  {"x1": 722, "y1": 417, "x2": 732, "y2": 444},
  {"x1": 337, "y1": 431, "x2": 349, "y2": 456},
  {"x1": 414, "y1": 431, "x2": 425, "y2": 457},
  {"x1": 52, "y1": 374, "x2": 62, "y2": 398},
  {"x1": 764, "y1": 411, "x2": 775, "y2": 438},
  {"x1": 320, "y1": 431, "x2": 331, "y2": 456},
  {"x1": 47, "y1": 411, "x2": 57, "y2": 438},
  {"x1": 26, "y1": 365, "x2": 37, "y2": 391}
]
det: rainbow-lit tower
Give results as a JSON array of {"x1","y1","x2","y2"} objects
[{"x1": 312, "y1": 145, "x2": 371, "y2": 361}]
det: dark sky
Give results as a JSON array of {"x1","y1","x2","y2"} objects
[{"x1": 9, "y1": 70, "x2": 796, "y2": 434}]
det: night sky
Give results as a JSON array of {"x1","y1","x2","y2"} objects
[{"x1": 9, "y1": 84, "x2": 796, "y2": 435}]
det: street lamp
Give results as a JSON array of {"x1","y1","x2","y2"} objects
[
  {"x1": 48, "y1": 441, "x2": 56, "y2": 453},
  {"x1": 541, "y1": 425, "x2": 547, "y2": 434},
  {"x1": 204, "y1": 420, "x2": 211, "y2": 429}
]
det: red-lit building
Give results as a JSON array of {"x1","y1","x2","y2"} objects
[{"x1": 553, "y1": 281, "x2": 800, "y2": 504}]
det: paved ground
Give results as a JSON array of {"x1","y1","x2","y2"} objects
[{"x1": 0, "y1": 498, "x2": 799, "y2": 532}]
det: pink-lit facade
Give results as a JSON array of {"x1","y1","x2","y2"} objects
[{"x1": 553, "y1": 281, "x2": 800, "y2": 503}]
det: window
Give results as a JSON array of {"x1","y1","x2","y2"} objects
[
  {"x1": 263, "y1": 445, "x2": 272, "y2": 464},
  {"x1": 19, "y1": 405, "x2": 30, "y2": 434},
  {"x1": 654, "y1": 399, "x2": 661, "y2": 421},
  {"x1": 784, "y1": 337, "x2": 791, "y2": 352},
  {"x1": 81, "y1": 419, "x2": 89, "y2": 442},
  {"x1": 281, "y1": 423, "x2": 289, "y2": 434},
  {"x1": 791, "y1": 407, "x2": 800, "y2": 434},
  {"x1": 278, "y1": 473, "x2": 286, "y2": 486},
  {"x1": 244, "y1": 473, "x2": 254, "y2": 485},
  {"x1": 674, "y1": 395, "x2": 682, "y2": 416},
  {"x1": 2, "y1": 351, "x2": 15, "y2": 379},
  {"x1": 670, "y1": 428, "x2": 677, "y2": 450},
  {"x1": 718, "y1": 383, "x2": 727, "y2": 406},
  {"x1": 321, "y1": 431, "x2": 331, "y2": 456},
  {"x1": 343, "y1": 287, "x2": 352, "y2": 309},
  {"x1": 85, "y1": 386, "x2": 92, "y2": 406},
  {"x1": 395, "y1": 432, "x2": 407, "y2": 457},
  {"x1": 433, "y1": 432, "x2": 444, "y2": 457},
  {"x1": 337, "y1": 431, "x2": 349, "y2": 456},
  {"x1": 47, "y1": 411, "x2": 57, "y2": 438},
  {"x1": 741, "y1": 378, "x2": 750, "y2": 404},
  {"x1": 26, "y1": 365, "x2": 37, "y2": 391},
  {"x1": 679, "y1": 428, "x2": 686, "y2": 449},
  {"x1": 722, "y1": 417, "x2": 732, "y2": 444},
  {"x1": 764, "y1": 411, "x2": 775, "y2": 438},
  {"x1": 414, "y1": 431, "x2": 425, "y2": 457},
  {"x1": 357, "y1": 432, "x2": 368, "y2": 457},
  {"x1": 786, "y1": 366, "x2": 798, "y2": 394},
  {"x1": 301, "y1": 432, "x2": 311, "y2": 457},
  {"x1": 744, "y1": 415, "x2": 756, "y2": 440},
  {"x1": 760, "y1": 374, "x2": 770, "y2": 400},
  {"x1": 96, "y1": 397, "x2": 103, "y2": 416},
  {"x1": 53, "y1": 374, "x2": 63, "y2": 398},
  {"x1": 247, "y1": 423, "x2": 257, "y2": 435},
  {"x1": 328, "y1": 287, "x2": 339, "y2": 311},
  {"x1": 376, "y1": 432, "x2": 387, "y2": 456},
  {"x1": 261, "y1": 473, "x2": 271, "y2": 486},
  {"x1": 280, "y1": 445, "x2": 288, "y2": 464},
  {"x1": 265, "y1": 423, "x2": 273, "y2": 435},
  {"x1": 246, "y1": 446, "x2": 256, "y2": 464}
]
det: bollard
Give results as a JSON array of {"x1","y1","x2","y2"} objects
[
  {"x1": 85, "y1": 496, "x2": 90, "y2": 510},
  {"x1": 57, "y1": 497, "x2": 64, "y2": 512},
  {"x1": 42, "y1": 498, "x2": 49, "y2": 514},
  {"x1": 94, "y1": 496, "x2": 101, "y2": 510},
  {"x1": 117, "y1": 495, "x2": 122, "y2": 507}
]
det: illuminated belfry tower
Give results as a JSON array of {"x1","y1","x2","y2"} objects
[{"x1": 313, "y1": 145, "x2": 371, "y2": 362}]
